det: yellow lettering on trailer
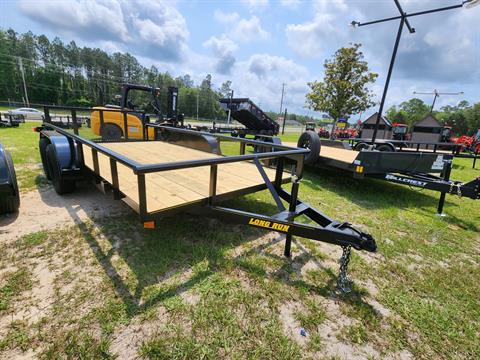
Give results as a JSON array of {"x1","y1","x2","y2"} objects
[{"x1": 248, "y1": 218, "x2": 290, "y2": 233}]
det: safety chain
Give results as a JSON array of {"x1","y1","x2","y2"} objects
[
  {"x1": 337, "y1": 245, "x2": 352, "y2": 294},
  {"x1": 449, "y1": 182, "x2": 462, "y2": 197}
]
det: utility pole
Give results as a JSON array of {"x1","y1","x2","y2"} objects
[
  {"x1": 413, "y1": 89, "x2": 464, "y2": 113},
  {"x1": 196, "y1": 91, "x2": 199, "y2": 121},
  {"x1": 278, "y1": 83, "x2": 286, "y2": 116},
  {"x1": 18, "y1": 57, "x2": 29, "y2": 107},
  {"x1": 227, "y1": 89, "x2": 234, "y2": 125},
  {"x1": 282, "y1": 108, "x2": 288, "y2": 135}
]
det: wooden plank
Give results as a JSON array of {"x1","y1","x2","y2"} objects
[
  {"x1": 81, "y1": 141, "x2": 289, "y2": 214},
  {"x1": 284, "y1": 141, "x2": 358, "y2": 164}
]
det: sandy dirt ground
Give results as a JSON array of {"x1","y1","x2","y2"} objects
[{"x1": 0, "y1": 184, "x2": 130, "y2": 243}]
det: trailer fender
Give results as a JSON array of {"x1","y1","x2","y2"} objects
[
  {"x1": 297, "y1": 131, "x2": 321, "y2": 164},
  {"x1": 0, "y1": 144, "x2": 12, "y2": 191},
  {"x1": 44, "y1": 135, "x2": 76, "y2": 170},
  {"x1": 158, "y1": 129, "x2": 221, "y2": 155},
  {"x1": 0, "y1": 144, "x2": 20, "y2": 213}
]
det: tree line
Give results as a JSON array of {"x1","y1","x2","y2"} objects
[
  {"x1": 385, "y1": 98, "x2": 480, "y2": 136},
  {"x1": 0, "y1": 29, "x2": 319, "y2": 124}
]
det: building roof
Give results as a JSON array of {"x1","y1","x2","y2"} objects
[
  {"x1": 362, "y1": 112, "x2": 392, "y2": 127},
  {"x1": 413, "y1": 114, "x2": 441, "y2": 128}
]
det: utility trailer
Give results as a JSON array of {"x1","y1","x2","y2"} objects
[
  {"x1": 349, "y1": 137, "x2": 479, "y2": 169},
  {"x1": 292, "y1": 132, "x2": 480, "y2": 215},
  {"x1": 36, "y1": 106, "x2": 377, "y2": 292},
  {"x1": 218, "y1": 98, "x2": 280, "y2": 138},
  {"x1": 0, "y1": 143, "x2": 20, "y2": 214},
  {"x1": 0, "y1": 112, "x2": 23, "y2": 128}
]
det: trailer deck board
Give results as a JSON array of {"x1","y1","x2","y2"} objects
[
  {"x1": 284, "y1": 142, "x2": 358, "y2": 164},
  {"x1": 82, "y1": 141, "x2": 289, "y2": 213}
]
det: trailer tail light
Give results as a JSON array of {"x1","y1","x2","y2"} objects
[
  {"x1": 143, "y1": 221, "x2": 155, "y2": 229},
  {"x1": 355, "y1": 165, "x2": 364, "y2": 174}
]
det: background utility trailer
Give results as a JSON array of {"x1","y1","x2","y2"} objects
[
  {"x1": 36, "y1": 106, "x2": 376, "y2": 291},
  {"x1": 292, "y1": 132, "x2": 480, "y2": 215},
  {"x1": 218, "y1": 98, "x2": 280, "y2": 138},
  {"x1": 349, "y1": 138, "x2": 479, "y2": 169},
  {"x1": 0, "y1": 143, "x2": 20, "y2": 214},
  {"x1": 0, "y1": 112, "x2": 23, "y2": 128}
]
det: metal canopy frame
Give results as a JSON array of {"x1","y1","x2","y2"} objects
[{"x1": 351, "y1": 0, "x2": 473, "y2": 145}]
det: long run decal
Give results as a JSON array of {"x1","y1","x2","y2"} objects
[{"x1": 248, "y1": 218, "x2": 290, "y2": 232}]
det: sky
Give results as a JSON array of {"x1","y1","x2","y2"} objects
[{"x1": 1, "y1": 0, "x2": 479, "y2": 120}]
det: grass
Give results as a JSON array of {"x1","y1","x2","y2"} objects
[
  {"x1": 0, "y1": 125, "x2": 479, "y2": 359},
  {"x1": 0, "y1": 122, "x2": 95, "y2": 191}
]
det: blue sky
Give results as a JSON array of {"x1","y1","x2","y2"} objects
[{"x1": 1, "y1": 0, "x2": 479, "y2": 119}]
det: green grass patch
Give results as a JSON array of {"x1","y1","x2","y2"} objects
[{"x1": 0, "y1": 268, "x2": 33, "y2": 312}]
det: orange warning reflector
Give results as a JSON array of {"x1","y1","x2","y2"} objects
[
  {"x1": 143, "y1": 221, "x2": 155, "y2": 229},
  {"x1": 355, "y1": 166, "x2": 364, "y2": 173}
]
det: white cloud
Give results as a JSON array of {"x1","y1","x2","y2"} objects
[
  {"x1": 19, "y1": 0, "x2": 130, "y2": 42},
  {"x1": 213, "y1": 10, "x2": 240, "y2": 24},
  {"x1": 203, "y1": 35, "x2": 238, "y2": 74},
  {"x1": 286, "y1": 14, "x2": 340, "y2": 58},
  {"x1": 231, "y1": 16, "x2": 270, "y2": 42},
  {"x1": 19, "y1": 0, "x2": 189, "y2": 61},
  {"x1": 203, "y1": 36, "x2": 238, "y2": 56},
  {"x1": 242, "y1": 0, "x2": 269, "y2": 10},
  {"x1": 280, "y1": 0, "x2": 301, "y2": 9}
]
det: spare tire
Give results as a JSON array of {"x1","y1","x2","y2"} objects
[
  {"x1": 297, "y1": 131, "x2": 321, "y2": 164},
  {"x1": 46, "y1": 144, "x2": 76, "y2": 195},
  {"x1": 0, "y1": 150, "x2": 20, "y2": 214}
]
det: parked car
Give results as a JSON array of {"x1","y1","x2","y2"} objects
[{"x1": 8, "y1": 107, "x2": 44, "y2": 121}]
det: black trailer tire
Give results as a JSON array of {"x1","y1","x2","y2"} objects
[
  {"x1": 39, "y1": 137, "x2": 52, "y2": 180},
  {"x1": 376, "y1": 143, "x2": 396, "y2": 152},
  {"x1": 297, "y1": 131, "x2": 321, "y2": 164},
  {"x1": 101, "y1": 123, "x2": 123, "y2": 140},
  {"x1": 46, "y1": 144, "x2": 75, "y2": 195},
  {"x1": 353, "y1": 142, "x2": 369, "y2": 151},
  {"x1": 0, "y1": 151, "x2": 20, "y2": 214}
]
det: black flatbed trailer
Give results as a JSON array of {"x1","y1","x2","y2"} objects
[
  {"x1": 36, "y1": 105, "x2": 377, "y2": 292},
  {"x1": 292, "y1": 132, "x2": 480, "y2": 215},
  {"x1": 349, "y1": 137, "x2": 479, "y2": 168}
]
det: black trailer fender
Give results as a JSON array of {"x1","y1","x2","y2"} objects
[{"x1": 0, "y1": 144, "x2": 20, "y2": 214}]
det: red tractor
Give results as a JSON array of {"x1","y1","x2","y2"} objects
[{"x1": 451, "y1": 129, "x2": 480, "y2": 153}]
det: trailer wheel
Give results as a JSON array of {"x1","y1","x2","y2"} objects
[
  {"x1": 353, "y1": 142, "x2": 369, "y2": 151},
  {"x1": 46, "y1": 144, "x2": 75, "y2": 195},
  {"x1": 376, "y1": 143, "x2": 395, "y2": 152},
  {"x1": 297, "y1": 131, "x2": 321, "y2": 164},
  {"x1": 0, "y1": 150, "x2": 20, "y2": 214},
  {"x1": 101, "y1": 124, "x2": 123, "y2": 140},
  {"x1": 39, "y1": 137, "x2": 52, "y2": 180}
]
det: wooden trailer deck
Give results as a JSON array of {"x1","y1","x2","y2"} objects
[
  {"x1": 284, "y1": 142, "x2": 358, "y2": 164},
  {"x1": 82, "y1": 141, "x2": 289, "y2": 213}
]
